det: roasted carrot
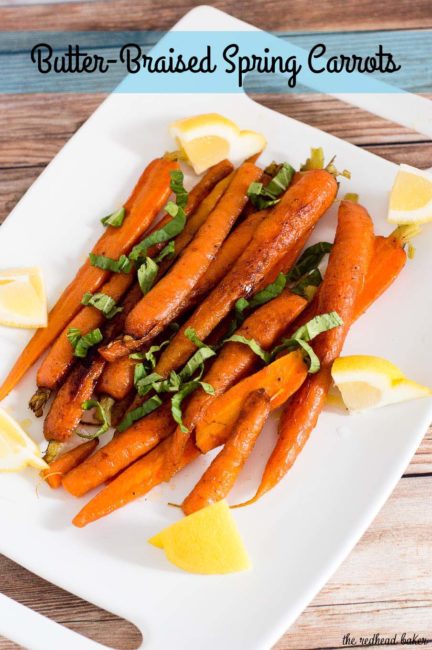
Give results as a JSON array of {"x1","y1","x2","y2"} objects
[
  {"x1": 36, "y1": 271, "x2": 134, "y2": 392},
  {"x1": 190, "y1": 210, "x2": 266, "y2": 302},
  {"x1": 355, "y1": 225, "x2": 417, "y2": 318},
  {"x1": 188, "y1": 290, "x2": 306, "y2": 426},
  {"x1": 155, "y1": 170, "x2": 337, "y2": 377},
  {"x1": 247, "y1": 199, "x2": 374, "y2": 503},
  {"x1": 41, "y1": 439, "x2": 98, "y2": 489},
  {"x1": 96, "y1": 355, "x2": 136, "y2": 401},
  {"x1": 146, "y1": 159, "x2": 234, "y2": 258},
  {"x1": 43, "y1": 357, "x2": 105, "y2": 442},
  {"x1": 62, "y1": 401, "x2": 174, "y2": 496},
  {"x1": 0, "y1": 158, "x2": 177, "y2": 400},
  {"x1": 182, "y1": 389, "x2": 270, "y2": 515},
  {"x1": 72, "y1": 437, "x2": 199, "y2": 527},
  {"x1": 98, "y1": 172, "x2": 235, "y2": 363},
  {"x1": 125, "y1": 162, "x2": 262, "y2": 341},
  {"x1": 195, "y1": 348, "x2": 308, "y2": 453}
]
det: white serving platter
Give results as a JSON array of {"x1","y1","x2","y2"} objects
[{"x1": 0, "y1": 6, "x2": 432, "y2": 650}]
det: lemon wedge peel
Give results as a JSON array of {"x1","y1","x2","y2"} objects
[
  {"x1": 331, "y1": 355, "x2": 432, "y2": 413},
  {"x1": 0, "y1": 267, "x2": 47, "y2": 329},
  {"x1": 388, "y1": 164, "x2": 432, "y2": 225},
  {"x1": 148, "y1": 500, "x2": 251, "y2": 574},
  {"x1": 169, "y1": 114, "x2": 266, "y2": 175},
  {"x1": 0, "y1": 408, "x2": 48, "y2": 472}
]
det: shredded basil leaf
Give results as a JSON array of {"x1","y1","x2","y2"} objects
[
  {"x1": 79, "y1": 398, "x2": 111, "y2": 438},
  {"x1": 89, "y1": 253, "x2": 132, "y2": 274},
  {"x1": 224, "y1": 334, "x2": 270, "y2": 364},
  {"x1": 67, "y1": 327, "x2": 103, "y2": 358},
  {"x1": 137, "y1": 257, "x2": 158, "y2": 295},
  {"x1": 291, "y1": 268, "x2": 323, "y2": 298},
  {"x1": 81, "y1": 292, "x2": 123, "y2": 319},
  {"x1": 129, "y1": 340, "x2": 170, "y2": 367},
  {"x1": 271, "y1": 311, "x2": 343, "y2": 373},
  {"x1": 129, "y1": 170, "x2": 188, "y2": 262},
  {"x1": 247, "y1": 162, "x2": 295, "y2": 210},
  {"x1": 117, "y1": 395, "x2": 163, "y2": 432},
  {"x1": 286, "y1": 242, "x2": 332, "y2": 283},
  {"x1": 154, "y1": 240, "x2": 175, "y2": 263},
  {"x1": 171, "y1": 380, "x2": 214, "y2": 433},
  {"x1": 134, "y1": 365, "x2": 164, "y2": 397},
  {"x1": 101, "y1": 207, "x2": 126, "y2": 228}
]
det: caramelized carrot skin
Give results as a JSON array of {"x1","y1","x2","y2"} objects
[
  {"x1": 0, "y1": 158, "x2": 177, "y2": 401},
  {"x1": 156, "y1": 170, "x2": 337, "y2": 377},
  {"x1": 43, "y1": 357, "x2": 105, "y2": 442},
  {"x1": 36, "y1": 271, "x2": 134, "y2": 391},
  {"x1": 62, "y1": 402, "x2": 174, "y2": 496},
  {"x1": 253, "y1": 200, "x2": 375, "y2": 501},
  {"x1": 41, "y1": 439, "x2": 98, "y2": 489},
  {"x1": 97, "y1": 355, "x2": 136, "y2": 401},
  {"x1": 195, "y1": 349, "x2": 308, "y2": 454},
  {"x1": 182, "y1": 389, "x2": 270, "y2": 515},
  {"x1": 184, "y1": 290, "x2": 307, "y2": 432},
  {"x1": 72, "y1": 438, "x2": 198, "y2": 527},
  {"x1": 146, "y1": 159, "x2": 234, "y2": 258},
  {"x1": 125, "y1": 162, "x2": 262, "y2": 340}
]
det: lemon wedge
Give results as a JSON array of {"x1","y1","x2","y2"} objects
[
  {"x1": 388, "y1": 164, "x2": 432, "y2": 224},
  {"x1": 170, "y1": 113, "x2": 266, "y2": 174},
  {"x1": 0, "y1": 267, "x2": 47, "y2": 329},
  {"x1": 149, "y1": 500, "x2": 251, "y2": 574},
  {"x1": 331, "y1": 355, "x2": 432, "y2": 412},
  {"x1": 0, "y1": 408, "x2": 47, "y2": 471}
]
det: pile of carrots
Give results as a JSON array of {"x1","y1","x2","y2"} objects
[{"x1": 0, "y1": 146, "x2": 415, "y2": 528}]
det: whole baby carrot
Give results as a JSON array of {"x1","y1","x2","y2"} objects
[
  {"x1": 247, "y1": 199, "x2": 374, "y2": 503},
  {"x1": 182, "y1": 389, "x2": 270, "y2": 515},
  {"x1": 41, "y1": 439, "x2": 99, "y2": 489}
]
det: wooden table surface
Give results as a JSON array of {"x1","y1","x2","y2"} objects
[{"x1": 1, "y1": 1, "x2": 431, "y2": 649}]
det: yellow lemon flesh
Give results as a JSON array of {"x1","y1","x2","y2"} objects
[
  {"x1": 388, "y1": 164, "x2": 432, "y2": 224},
  {"x1": 170, "y1": 113, "x2": 266, "y2": 174},
  {"x1": 0, "y1": 408, "x2": 47, "y2": 471},
  {"x1": 331, "y1": 355, "x2": 432, "y2": 412},
  {"x1": 149, "y1": 500, "x2": 251, "y2": 574},
  {"x1": 0, "y1": 267, "x2": 47, "y2": 329}
]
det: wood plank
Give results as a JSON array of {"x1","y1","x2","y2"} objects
[
  {"x1": 274, "y1": 475, "x2": 432, "y2": 649},
  {"x1": 0, "y1": 0, "x2": 431, "y2": 32}
]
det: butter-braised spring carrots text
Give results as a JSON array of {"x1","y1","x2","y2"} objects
[
  {"x1": 0, "y1": 158, "x2": 177, "y2": 401},
  {"x1": 182, "y1": 389, "x2": 270, "y2": 515},
  {"x1": 248, "y1": 200, "x2": 374, "y2": 503},
  {"x1": 155, "y1": 170, "x2": 337, "y2": 377},
  {"x1": 124, "y1": 162, "x2": 262, "y2": 341},
  {"x1": 41, "y1": 439, "x2": 98, "y2": 489}
]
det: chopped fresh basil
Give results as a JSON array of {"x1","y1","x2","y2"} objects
[
  {"x1": 271, "y1": 311, "x2": 343, "y2": 373},
  {"x1": 89, "y1": 253, "x2": 132, "y2": 274},
  {"x1": 247, "y1": 162, "x2": 295, "y2": 210},
  {"x1": 117, "y1": 395, "x2": 163, "y2": 432},
  {"x1": 101, "y1": 207, "x2": 126, "y2": 228},
  {"x1": 224, "y1": 334, "x2": 270, "y2": 364},
  {"x1": 291, "y1": 268, "x2": 323, "y2": 298},
  {"x1": 79, "y1": 398, "x2": 112, "y2": 438},
  {"x1": 154, "y1": 240, "x2": 175, "y2": 264},
  {"x1": 129, "y1": 170, "x2": 188, "y2": 262},
  {"x1": 81, "y1": 292, "x2": 123, "y2": 319},
  {"x1": 67, "y1": 327, "x2": 103, "y2": 358},
  {"x1": 286, "y1": 242, "x2": 332, "y2": 283},
  {"x1": 137, "y1": 257, "x2": 158, "y2": 295},
  {"x1": 171, "y1": 380, "x2": 214, "y2": 433}
]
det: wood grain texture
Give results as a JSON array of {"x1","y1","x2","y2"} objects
[{"x1": 0, "y1": 1, "x2": 431, "y2": 649}]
